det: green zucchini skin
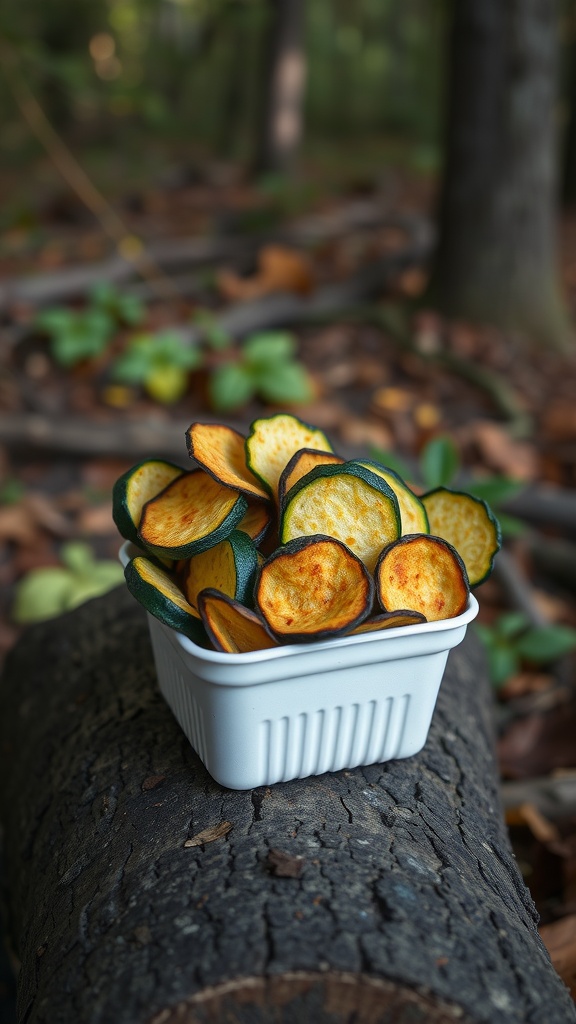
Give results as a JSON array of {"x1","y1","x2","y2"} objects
[
  {"x1": 354, "y1": 459, "x2": 430, "y2": 535},
  {"x1": 245, "y1": 413, "x2": 334, "y2": 496},
  {"x1": 279, "y1": 461, "x2": 401, "y2": 570},
  {"x1": 124, "y1": 557, "x2": 208, "y2": 646},
  {"x1": 184, "y1": 530, "x2": 259, "y2": 610},
  {"x1": 422, "y1": 487, "x2": 502, "y2": 588},
  {"x1": 138, "y1": 474, "x2": 249, "y2": 560},
  {"x1": 112, "y1": 459, "x2": 185, "y2": 545}
]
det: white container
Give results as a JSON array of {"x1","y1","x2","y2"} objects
[{"x1": 120, "y1": 542, "x2": 478, "y2": 790}]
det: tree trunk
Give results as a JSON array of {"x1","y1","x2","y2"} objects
[
  {"x1": 0, "y1": 588, "x2": 574, "y2": 1023},
  {"x1": 255, "y1": 0, "x2": 307, "y2": 175},
  {"x1": 429, "y1": 0, "x2": 570, "y2": 349},
  {"x1": 561, "y1": 9, "x2": 576, "y2": 206}
]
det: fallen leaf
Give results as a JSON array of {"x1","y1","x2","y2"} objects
[
  {"x1": 141, "y1": 775, "x2": 166, "y2": 791},
  {"x1": 515, "y1": 802, "x2": 561, "y2": 844},
  {"x1": 469, "y1": 420, "x2": 538, "y2": 481},
  {"x1": 540, "y1": 915, "x2": 576, "y2": 997},
  {"x1": 542, "y1": 402, "x2": 576, "y2": 442},
  {"x1": 184, "y1": 821, "x2": 233, "y2": 848},
  {"x1": 267, "y1": 848, "x2": 305, "y2": 878},
  {"x1": 217, "y1": 245, "x2": 314, "y2": 301},
  {"x1": 498, "y1": 700, "x2": 576, "y2": 779}
]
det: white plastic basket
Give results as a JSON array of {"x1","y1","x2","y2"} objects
[{"x1": 120, "y1": 542, "x2": 478, "y2": 790}]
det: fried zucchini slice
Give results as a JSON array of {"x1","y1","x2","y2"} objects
[
  {"x1": 376, "y1": 534, "x2": 469, "y2": 622},
  {"x1": 197, "y1": 588, "x2": 279, "y2": 653},
  {"x1": 356, "y1": 460, "x2": 429, "y2": 535},
  {"x1": 138, "y1": 470, "x2": 248, "y2": 559},
  {"x1": 186, "y1": 421, "x2": 269, "y2": 500},
  {"x1": 422, "y1": 487, "x2": 501, "y2": 587},
  {"x1": 245, "y1": 413, "x2": 334, "y2": 499},
  {"x1": 183, "y1": 530, "x2": 259, "y2": 610},
  {"x1": 255, "y1": 535, "x2": 373, "y2": 643},
  {"x1": 124, "y1": 556, "x2": 207, "y2": 644},
  {"x1": 113, "y1": 458, "x2": 184, "y2": 544},
  {"x1": 347, "y1": 610, "x2": 427, "y2": 634},
  {"x1": 237, "y1": 499, "x2": 273, "y2": 547},
  {"x1": 278, "y1": 448, "x2": 345, "y2": 510},
  {"x1": 281, "y1": 462, "x2": 401, "y2": 573}
]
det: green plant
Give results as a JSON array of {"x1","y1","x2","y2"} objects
[
  {"x1": 112, "y1": 330, "x2": 203, "y2": 403},
  {"x1": 36, "y1": 305, "x2": 116, "y2": 367},
  {"x1": 474, "y1": 612, "x2": 576, "y2": 688},
  {"x1": 12, "y1": 542, "x2": 125, "y2": 625},
  {"x1": 370, "y1": 435, "x2": 526, "y2": 538},
  {"x1": 209, "y1": 332, "x2": 314, "y2": 413},
  {"x1": 36, "y1": 283, "x2": 145, "y2": 367}
]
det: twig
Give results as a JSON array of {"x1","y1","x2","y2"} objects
[
  {"x1": 0, "y1": 207, "x2": 431, "y2": 312},
  {"x1": 0, "y1": 37, "x2": 180, "y2": 301}
]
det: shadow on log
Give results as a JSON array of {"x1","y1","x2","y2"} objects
[{"x1": 0, "y1": 588, "x2": 574, "y2": 1024}]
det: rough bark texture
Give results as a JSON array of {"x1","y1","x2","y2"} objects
[
  {"x1": 0, "y1": 588, "x2": 574, "y2": 1024},
  {"x1": 430, "y1": 0, "x2": 569, "y2": 348}
]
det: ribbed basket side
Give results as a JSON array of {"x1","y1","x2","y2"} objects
[
  {"x1": 260, "y1": 695, "x2": 413, "y2": 784},
  {"x1": 155, "y1": 654, "x2": 208, "y2": 764}
]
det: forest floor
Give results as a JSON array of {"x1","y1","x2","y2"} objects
[{"x1": 1, "y1": 162, "x2": 576, "y2": 1010}]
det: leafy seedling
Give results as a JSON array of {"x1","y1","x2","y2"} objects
[
  {"x1": 474, "y1": 612, "x2": 576, "y2": 688},
  {"x1": 370, "y1": 435, "x2": 526, "y2": 538},
  {"x1": 113, "y1": 331, "x2": 203, "y2": 404},
  {"x1": 36, "y1": 305, "x2": 115, "y2": 367},
  {"x1": 12, "y1": 542, "x2": 124, "y2": 624},
  {"x1": 90, "y1": 282, "x2": 145, "y2": 327},
  {"x1": 209, "y1": 331, "x2": 314, "y2": 413}
]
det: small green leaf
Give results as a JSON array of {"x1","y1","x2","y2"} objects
[
  {"x1": 61, "y1": 542, "x2": 95, "y2": 574},
  {"x1": 420, "y1": 436, "x2": 460, "y2": 490},
  {"x1": 495, "y1": 512, "x2": 526, "y2": 538},
  {"x1": 12, "y1": 568, "x2": 73, "y2": 623},
  {"x1": 487, "y1": 643, "x2": 520, "y2": 688},
  {"x1": 254, "y1": 361, "x2": 313, "y2": 405},
  {"x1": 243, "y1": 332, "x2": 296, "y2": 366},
  {"x1": 192, "y1": 310, "x2": 232, "y2": 350},
  {"x1": 495, "y1": 611, "x2": 529, "y2": 639},
  {"x1": 515, "y1": 625, "x2": 576, "y2": 663},
  {"x1": 209, "y1": 363, "x2": 255, "y2": 412},
  {"x1": 145, "y1": 365, "x2": 189, "y2": 404},
  {"x1": 466, "y1": 477, "x2": 525, "y2": 506}
]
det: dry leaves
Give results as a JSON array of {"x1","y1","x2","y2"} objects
[
  {"x1": 540, "y1": 915, "x2": 576, "y2": 997},
  {"x1": 217, "y1": 245, "x2": 314, "y2": 301},
  {"x1": 184, "y1": 821, "x2": 233, "y2": 848},
  {"x1": 468, "y1": 420, "x2": 539, "y2": 481}
]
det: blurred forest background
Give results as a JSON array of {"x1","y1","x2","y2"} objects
[{"x1": 2, "y1": 0, "x2": 576, "y2": 1015}]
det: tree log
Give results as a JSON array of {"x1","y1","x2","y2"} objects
[{"x1": 0, "y1": 589, "x2": 574, "y2": 1024}]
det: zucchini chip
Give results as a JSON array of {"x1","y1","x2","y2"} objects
[
  {"x1": 245, "y1": 413, "x2": 334, "y2": 499},
  {"x1": 347, "y1": 610, "x2": 427, "y2": 635},
  {"x1": 376, "y1": 534, "x2": 469, "y2": 622},
  {"x1": 255, "y1": 535, "x2": 373, "y2": 643},
  {"x1": 197, "y1": 588, "x2": 278, "y2": 653},
  {"x1": 356, "y1": 460, "x2": 429, "y2": 535},
  {"x1": 278, "y1": 448, "x2": 345, "y2": 511},
  {"x1": 237, "y1": 499, "x2": 273, "y2": 547},
  {"x1": 113, "y1": 458, "x2": 184, "y2": 544},
  {"x1": 124, "y1": 556, "x2": 207, "y2": 644},
  {"x1": 422, "y1": 487, "x2": 501, "y2": 587},
  {"x1": 183, "y1": 530, "x2": 259, "y2": 610},
  {"x1": 138, "y1": 470, "x2": 248, "y2": 559},
  {"x1": 186, "y1": 422, "x2": 269, "y2": 500},
  {"x1": 281, "y1": 462, "x2": 401, "y2": 573}
]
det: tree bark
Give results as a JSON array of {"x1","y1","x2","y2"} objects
[
  {"x1": 255, "y1": 0, "x2": 307, "y2": 175},
  {"x1": 429, "y1": 0, "x2": 570, "y2": 349},
  {"x1": 0, "y1": 588, "x2": 574, "y2": 1023}
]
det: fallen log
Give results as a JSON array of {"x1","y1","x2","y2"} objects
[
  {"x1": 0, "y1": 205, "x2": 430, "y2": 311},
  {"x1": 0, "y1": 588, "x2": 574, "y2": 1024}
]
